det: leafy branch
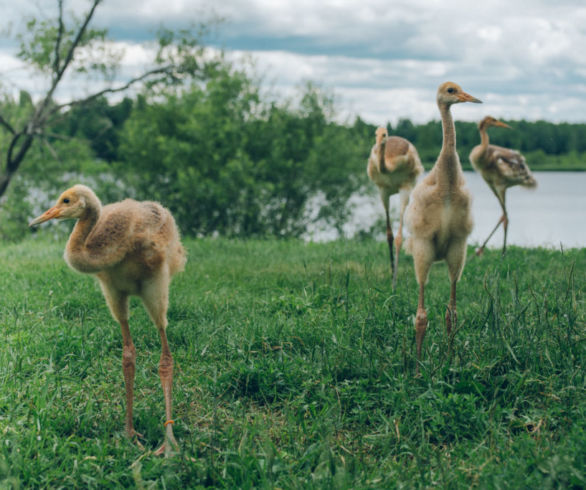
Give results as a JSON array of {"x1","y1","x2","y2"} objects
[{"x1": 0, "y1": 0, "x2": 213, "y2": 199}]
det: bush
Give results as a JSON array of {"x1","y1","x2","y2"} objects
[{"x1": 117, "y1": 69, "x2": 369, "y2": 237}]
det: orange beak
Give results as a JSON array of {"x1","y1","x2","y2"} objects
[
  {"x1": 457, "y1": 91, "x2": 482, "y2": 104},
  {"x1": 29, "y1": 206, "x2": 61, "y2": 227},
  {"x1": 494, "y1": 120, "x2": 511, "y2": 129}
]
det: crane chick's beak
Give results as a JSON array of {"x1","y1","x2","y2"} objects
[
  {"x1": 457, "y1": 91, "x2": 482, "y2": 104},
  {"x1": 495, "y1": 120, "x2": 511, "y2": 129},
  {"x1": 29, "y1": 206, "x2": 61, "y2": 227}
]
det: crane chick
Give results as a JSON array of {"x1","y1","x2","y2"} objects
[
  {"x1": 367, "y1": 126, "x2": 423, "y2": 288},
  {"x1": 469, "y1": 116, "x2": 537, "y2": 255},
  {"x1": 30, "y1": 185, "x2": 186, "y2": 457},
  {"x1": 406, "y1": 82, "x2": 481, "y2": 372}
]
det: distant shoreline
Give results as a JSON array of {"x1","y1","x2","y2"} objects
[
  {"x1": 461, "y1": 167, "x2": 586, "y2": 172},
  {"x1": 429, "y1": 165, "x2": 586, "y2": 172}
]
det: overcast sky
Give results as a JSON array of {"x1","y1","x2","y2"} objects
[{"x1": 1, "y1": 0, "x2": 585, "y2": 125}]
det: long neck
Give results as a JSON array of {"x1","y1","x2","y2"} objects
[
  {"x1": 478, "y1": 123, "x2": 490, "y2": 152},
  {"x1": 69, "y1": 207, "x2": 99, "y2": 250},
  {"x1": 65, "y1": 196, "x2": 101, "y2": 272},
  {"x1": 436, "y1": 102, "x2": 461, "y2": 187},
  {"x1": 440, "y1": 103, "x2": 456, "y2": 152}
]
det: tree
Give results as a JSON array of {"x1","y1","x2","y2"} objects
[
  {"x1": 118, "y1": 75, "x2": 368, "y2": 237},
  {"x1": 0, "y1": 0, "x2": 216, "y2": 200},
  {"x1": 57, "y1": 96, "x2": 134, "y2": 162}
]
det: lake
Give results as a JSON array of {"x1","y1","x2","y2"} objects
[{"x1": 305, "y1": 172, "x2": 586, "y2": 249}]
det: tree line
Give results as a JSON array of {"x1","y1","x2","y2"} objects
[
  {"x1": 2, "y1": 72, "x2": 585, "y2": 242},
  {"x1": 382, "y1": 117, "x2": 586, "y2": 170},
  {"x1": 62, "y1": 93, "x2": 586, "y2": 175}
]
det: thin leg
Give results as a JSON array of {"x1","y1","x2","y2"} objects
[
  {"x1": 386, "y1": 207, "x2": 395, "y2": 282},
  {"x1": 141, "y1": 273, "x2": 179, "y2": 457},
  {"x1": 476, "y1": 215, "x2": 505, "y2": 256},
  {"x1": 415, "y1": 282, "x2": 428, "y2": 374},
  {"x1": 501, "y1": 198, "x2": 509, "y2": 256},
  {"x1": 155, "y1": 327, "x2": 179, "y2": 457},
  {"x1": 411, "y1": 239, "x2": 433, "y2": 374},
  {"x1": 120, "y1": 319, "x2": 141, "y2": 441},
  {"x1": 99, "y1": 283, "x2": 142, "y2": 443},
  {"x1": 393, "y1": 189, "x2": 410, "y2": 289},
  {"x1": 493, "y1": 188, "x2": 509, "y2": 256},
  {"x1": 502, "y1": 217, "x2": 509, "y2": 255},
  {"x1": 445, "y1": 240, "x2": 467, "y2": 347},
  {"x1": 476, "y1": 186, "x2": 508, "y2": 256},
  {"x1": 445, "y1": 280, "x2": 457, "y2": 337},
  {"x1": 381, "y1": 191, "x2": 395, "y2": 284}
]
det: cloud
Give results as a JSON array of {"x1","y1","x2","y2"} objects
[{"x1": 1, "y1": 0, "x2": 585, "y2": 124}]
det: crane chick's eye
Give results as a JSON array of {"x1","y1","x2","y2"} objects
[
  {"x1": 447, "y1": 87, "x2": 456, "y2": 94},
  {"x1": 63, "y1": 198, "x2": 70, "y2": 204}
]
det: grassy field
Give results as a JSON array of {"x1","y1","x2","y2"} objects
[{"x1": 0, "y1": 238, "x2": 583, "y2": 488}]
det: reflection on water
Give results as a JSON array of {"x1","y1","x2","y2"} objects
[{"x1": 305, "y1": 172, "x2": 586, "y2": 249}]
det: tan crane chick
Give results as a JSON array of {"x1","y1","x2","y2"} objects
[
  {"x1": 30, "y1": 185, "x2": 186, "y2": 457},
  {"x1": 405, "y1": 82, "x2": 481, "y2": 371},
  {"x1": 367, "y1": 126, "x2": 423, "y2": 288},
  {"x1": 469, "y1": 116, "x2": 537, "y2": 256}
]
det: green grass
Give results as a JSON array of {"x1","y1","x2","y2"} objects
[{"x1": 0, "y1": 238, "x2": 584, "y2": 488}]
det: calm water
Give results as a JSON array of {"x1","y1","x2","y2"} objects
[{"x1": 306, "y1": 172, "x2": 586, "y2": 249}]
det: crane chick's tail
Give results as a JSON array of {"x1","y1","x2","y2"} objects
[
  {"x1": 517, "y1": 155, "x2": 537, "y2": 189},
  {"x1": 171, "y1": 243, "x2": 187, "y2": 275},
  {"x1": 521, "y1": 172, "x2": 538, "y2": 189}
]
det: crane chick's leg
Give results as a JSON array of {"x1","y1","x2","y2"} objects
[
  {"x1": 141, "y1": 274, "x2": 179, "y2": 457},
  {"x1": 476, "y1": 186, "x2": 507, "y2": 257},
  {"x1": 120, "y1": 318, "x2": 141, "y2": 442},
  {"x1": 476, "y1": 216, "x2": 505, "y2": 256},
  {"x1": 381, "y1": 190, "x2": 395, "y2": 282},
  {"x1": 445, "y1": 241, "x2": 467, "y2": 338},
  {"x1": 154, "y1": 325, "x2": 178, "y2": 457},
  {"x1": 445, "y1": 280, "x2": 457, "y2": 337},
  {"x1": 411, "y1": 240, "x2": 433, "y2": 373},
  {"x1": 393, "y1": 189, "x2": 410, "y2": 289},
  {"x1": 100, "y1": 286, "x2": 141, "y2": 442},
  {"x1": 502, "y1": 214, "x2": 509, "y2": 255},
  {"x1": 500, "y1": 193, "x2": 509, "y2": 256},
  {"x1": 415, "y1": 282, "x2": 427, "y2": 367}
]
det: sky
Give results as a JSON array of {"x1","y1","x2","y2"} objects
[{"x1": 1, "y1": 0, "x2": 585, "y2": 125}]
